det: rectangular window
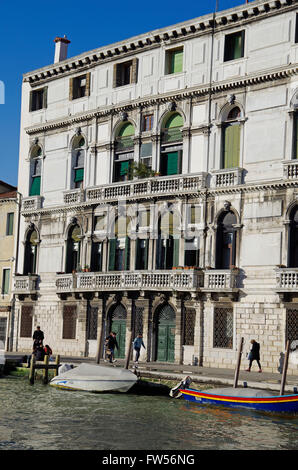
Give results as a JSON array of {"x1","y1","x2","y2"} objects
[
  {"x1": 70, "y1": 73, "x2": 90, "y2": 100},
  {"x1": 286, "y1": 309, "x2": 298, "y2": 346},
  {"x1": 6, "y1": 213, "x2": 14, "y2": 236},
  {"x1": 183, "y1": 308, "x2": 196, "y2": 346},
  {"x1": 295, "y1": 14, "x2": 298, "y2": 43},
  {"x1": 143, "y1": 115, "x2": 154, "y2": 132},
  {"x1": 29, "y1": 87, "x2": 47, "y2": 112},
  {"x1": 184, "y1": 237, "x2": 200, "y2": 267},
  {"x1": 2, "y1": 269, "x2": 10, "y2": 295},
  {"x1": 63, "y1": 306, "x2": 77, "y2": 339},
  {"x1": 94, "y1": 215, "x2": 106, "y2": 232},
  {"x1": 140, "y1": 143, "x2": 152, "y2": 170},
  {"x1": 165, "y1": 48, "x2": 183, "y2": 75},
  {"x1": 224, "y1": 31, "x2": 245, "y2": 62},
  {"x1": 20, "y1": 306, "x2": 33, "y2": 338},
  {"x1": 113, "y1": 58, "x2": 138, "y2": 87},
  {"x1": 213, "y1": 308, "x2": 233, "y2": 349}
]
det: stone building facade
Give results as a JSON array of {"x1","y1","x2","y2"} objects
[{"x1": 13, "y1": 0, "x2": 298, "y2": 373}]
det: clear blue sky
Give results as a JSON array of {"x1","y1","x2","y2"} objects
[{"x1": 0, "y1": 0, "x2": 246, "y2": 187}]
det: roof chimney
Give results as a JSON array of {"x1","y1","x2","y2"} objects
[{"x1": 54, "y1": 35, "x2": 70, "y2": 63}]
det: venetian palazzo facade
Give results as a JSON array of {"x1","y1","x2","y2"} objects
[{"x1": 13, "y1": 0, "x2": 298, "y2": 373}]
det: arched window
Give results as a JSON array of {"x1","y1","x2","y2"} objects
[
  {"x1": 29, "y1": 145, "x2": 42, "y2": 196},
  {"x1": 66, "y1": 225, "x2": 81, "y2": 273},
  {"x1": 222, "y1": 106, "x2": 241, "y2": 169},
  {"x1": 289, "y1": 206, "x2": 298, "y2": 268},
  {"x1": 24, "y1": 228, "x2": 38, "y2": 275},
  {"x1": 72, "y1": 136, "x2": 85, "y2": 189},
  {"x1": 108, "y1": 216, "x2": 130, "y2": 271},
  {"x1": 160, "y1": 112, "x2": 183, "y2": 176},
  {"x1": 114, "y1": 123, "x2": 135, "y2": 182},
  {"x1": 156, "y1": 211, "x2": 180, "y2": 270},
  {"x1": 215, "y1": 211, "x2": 237, "y2": 269}
]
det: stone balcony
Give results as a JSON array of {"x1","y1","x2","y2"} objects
[
  {"x1": 283, "y1": 161, "x2": 298, "y2": 180},
  {"x1": 210, "y1": 167, "x2": 243, "y2": 188},
  {"x1": 203, "y1": 269, "x2": 240, "y2": 293},
  {"x1": 56, "y1": 269, "x2": 204, "y2": 295},
  {"x1": 276, "y1": 268, "x2": 298, "y2": 292},
  {"x1": 22, "y1": 195, "x2": 43, "y2": 212},
  {"x1": 13, "y1": 274, "x2": 39, "y2": 297},
  {"x1": 63, "y1": 173, "x2": 207, "y2": 206}
]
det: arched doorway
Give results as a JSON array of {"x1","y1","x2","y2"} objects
[
  {"x1": 216, "y1": 211, "x2": 237, "y2": 269},
  {"x1": 155, "y1": 304, "x2": 176, "y2": 362},
  {"x1": 289, "y1": 206, "x2": 298, "y2": 268},
  {"x1": 65, "y1": 224, "x2": 81, "y2": 273},
  {"x1": 107, "y1": 303, "x2": 127, "y2": 358},
  {"x1": 24, "y1": 228, "x2": 38, "y2": 275}
]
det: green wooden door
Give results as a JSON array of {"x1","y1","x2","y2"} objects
[
  {"x1": 156, "y1": 304, "x2": 176, "y2": 363},
  {"x1": 111, "y1": 320, "x2": 126, "y2": 359}
]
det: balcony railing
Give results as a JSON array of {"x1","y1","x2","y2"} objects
[
  {"x1": 13, "y1": 275, "x2": 39, "y2": 295},
  {"x1": 63, "y1": 189, "x2": 85, "y2": 205},
  {"x1": 211, "y1": 168, "x2": 243, "y2": 188},
  {"x1": 22, "y1": 196, "x2": 43, "y2": 212},
  {"x1": 203, "y1": 269, "x2": 239, "y2": 290},
  {"x1": 276, "y1": 268, "x2": 298, "y2": 291},
  {"x1": 56, "y1": 269, "x2": 204, "y2": 294},
  {"x1": 283, "y1": 161, "x2": 298, "y2": 180},
  {"x1": 86, "y1": 173, "x2": 207, "y2": 203}
]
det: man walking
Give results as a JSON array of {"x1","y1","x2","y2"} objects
[
  {"x1": 133, "y1": 333, "x2": 146, "y2": 363},
  {"x1": 32, "y1": 325, "x2": 44, "y2": 347},
  {"x1": 246, "y1": 339, "x2": 262, "y2": 373},
  {"x1": 106, "y1": 332, "x2": 119, "y2": 363}
]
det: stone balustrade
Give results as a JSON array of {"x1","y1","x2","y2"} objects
[
  {"x1": 283, "y1": 161, "x2": 298, "y2": 180},
  {"x1": 203, "y1": 269, "x2": 239, "y2": 290},
  {"x1": 63, "y1": 189, "x2": 85, "y2": 205},
  {"x1": 276, "y1": 268, "x2": 298, "y2": 291},
  {"x1": 211, "y1": 168, "x2": 243, "y2": 188},
  {"x1": 22, "y1": 196, "x2": 43, "y2": 212},
  {"x1": 56, "y1": 269, "x2": 204, "y2": 293},
  {"x1": 13, "y1": 275, "x2": 39, "y2": 295}
]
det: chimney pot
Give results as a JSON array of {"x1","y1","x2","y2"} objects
[{"x1": 54, "y1": 36, "x2": 70, "y2": 63}]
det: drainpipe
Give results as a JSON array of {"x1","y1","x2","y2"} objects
[{"x1": 10, "y1": 191, "x2": 22, "y2": 352}]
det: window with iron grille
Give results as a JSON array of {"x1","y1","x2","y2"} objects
[
  {"x1": 87, "y1": 306, "x2": 98, "y2": 340},
  {"x1": 286, "y1": 309, "x2": 298, "y2": 347},
  {"x1": 63, "y1": 305, "x2": 77, "y2": 339},
  {"x1": 213, "y1": 307, "x2": 233, "y2": 349},
  {"x1": 134, "y1": 307, "x2": 144, "y2": 337},
  {"x1": 20, "y1": 306, "x2": 33, "y2": 338},
  {"x1": 183, "y1": 308, "x2": 196, "y2": 346}
]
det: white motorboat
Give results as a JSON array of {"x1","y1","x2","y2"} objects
[{"x1": 50, "y1": 363, "x2": 137, "y2": 393}]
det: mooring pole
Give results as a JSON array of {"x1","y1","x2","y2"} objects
[
  {"x1": 43, "y1": 355, "x2": 49, "y2": 384},
  {"x1": 29, "y1": 355, "x2": 36, "y2": 385},
  {"x1": 54, "y1": 354, "x2": 60, "y2": 376},
  {"x1": 233, "y1": 337, "x2": 244, "y2": 388},
  {"x1": 280, "y1": 340, "x2": 290, "y2": 396},
  {"x1": 125, "y1": 331, "x2": 134, "y2": 369}
]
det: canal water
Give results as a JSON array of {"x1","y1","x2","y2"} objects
[{"x1": 0, "y1": 376, "x2": 297, "y2": 451}]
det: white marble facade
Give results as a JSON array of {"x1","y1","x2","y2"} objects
[{"x1": 13, "y1": 0, "x2": 298, "y2": 373}]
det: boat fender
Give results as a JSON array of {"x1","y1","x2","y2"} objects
[{"x1": 170, "y1": 376, "x2": 192, "y2": 398}]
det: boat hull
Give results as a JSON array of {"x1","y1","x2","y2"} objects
[
  {"x1": 50, "y1": 378, "x2": 135, "y2": 393},
  {"x1": 180, "y1": 388, "x2": 298, "y2": 414}
]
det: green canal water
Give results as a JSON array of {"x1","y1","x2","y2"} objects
[{"x1": 0, "y1": 376, "x2": 297, "y2": 451}]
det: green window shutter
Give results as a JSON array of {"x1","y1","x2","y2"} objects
[
  {"x1": 108, "y1": 239, "x2": 116, "y2": 271},
  {"x1": 29, "y1": 176, "x2": 41, "y2": 196},
  {"x1": 7, "y1": 213, "x2": 14, "y2": 236},
  {"x1": 124, "y1": 236, "x2": 130, "y2": 270},
  {"x1": 75, "y1": 168, "x2": 84, "y2": 182},
  {"x1": 165, "y1": 113, "x2": 184, "y2": 129},
  {"x1": 171, "y1": 49, "x2": 183, "y2": 73},
  {"x1": 223, "y1": 124, "x2": 240, "y2": 169},
  {"x1": 120, "y1": 161, "x2": 130, "y2": 176},
  {"x1": 173, "y1": 239, "x2": 179, "y2": 267},
  {"x1": 166, "y1": 152, "x2": 178, "y2": 175},
  {"x1": 2, "y1": 269, "x2": 10, "y2": 294}
]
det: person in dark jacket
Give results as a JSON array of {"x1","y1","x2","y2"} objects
[
  {"x1": 246, "y1": 339, "x2": 262, "y2": 372},
  {"x1": 33, "y1": 326, "x2": 44, "y2": 346},
  {"x1": 106, "y1": 332, "x2": 119, "y2": 363}
]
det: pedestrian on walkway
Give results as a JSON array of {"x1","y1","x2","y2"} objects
[
  {"x1": 133, "y1": 333, "x2": 146, "y2": 363},
  {"x1": 33, "y1": 325, "x2": 44, "y2": 348},
  {"x1": 106, "y1": 332, "x2": 119, "y2": 363},
  {"x1": 246, "y1": 339, "x2": 262, "y2": 373}
]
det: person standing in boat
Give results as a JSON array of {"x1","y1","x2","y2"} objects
[
  {"x1": 33, "y1": 325, "x2": 44, "y2": 347},
  {"x1": 106, "y1": 332, "x2": 119, "y2": 363},
  {"x1": 246, "y1": 339, "x2": 262, "y2": 373},
  {"x1": 133, "y1": 333, "x2": 146, "y2": 363}
]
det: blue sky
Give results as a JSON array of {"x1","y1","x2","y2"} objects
[{"x1": 0, "y1": 0, "x2": 246, "y2": 186}]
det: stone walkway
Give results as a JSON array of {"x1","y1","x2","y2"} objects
[{"x1": 5, "y1": 352, "x2": 298, "y2": 393}]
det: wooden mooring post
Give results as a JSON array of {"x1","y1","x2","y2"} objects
[
  {"x1": 125, "y1": 331, "x2": 134, "y2": 370},
  {"x1": 233, "y1": 337, "x2": 244, "y2": 388},
  {"x1": 280, "y1": 340, "x2": 290, "y2": 396},
  {"x1": 29, "y1": 354, "x2": 61, "y2": 385}
]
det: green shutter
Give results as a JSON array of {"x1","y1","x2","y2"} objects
[
  {"x1": 166, "y1": 152, "x2": 178, "y2": 175},
  {"x1": 223, "y1": 124, "x2": 240, "y2": 169},
  {"x1": 124, "y1": 236, "x2": 130, "y2": 270},
  {"x1": 2, "y1": 269, "x2": 10, "y2": 294},
  {"x1": 173, "y1": 239, "x2": 179, "y2": 267},
  {"x1": 108, "y1": 239, "x2": 116, "y2": 271},
  {"x1": 165, "y1": 113, "x2": 184, "y2": 129},
  {"x1": 29, "y1": 176, "x2": 41, "y2": 196},
  {"x1": 75, "y1": 168, "x2": 84, "y2": 182},
  {"x1": 171, "y1": 49, "x2": 183, "y2": 73},
  {"x1": 120, "y1": 161, "x2": 130, "y2": 176},
  {"x1": 7, "y1": 213, "x2": 14, "y2": 236}
]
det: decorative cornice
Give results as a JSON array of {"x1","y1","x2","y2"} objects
[
  {"x1": 25, "y1": 64, "x2": 298, "y2": 136},
  {"x1": 24, "y1": 0, "x2": 297, "y2": 87}
]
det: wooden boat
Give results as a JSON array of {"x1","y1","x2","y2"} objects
[
  {"x1": 50, "y1": 363, "x2": 137, "y2": 393},
  {"x1": 179, "y1": 386, "x2": 298, "y2": 414}
]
